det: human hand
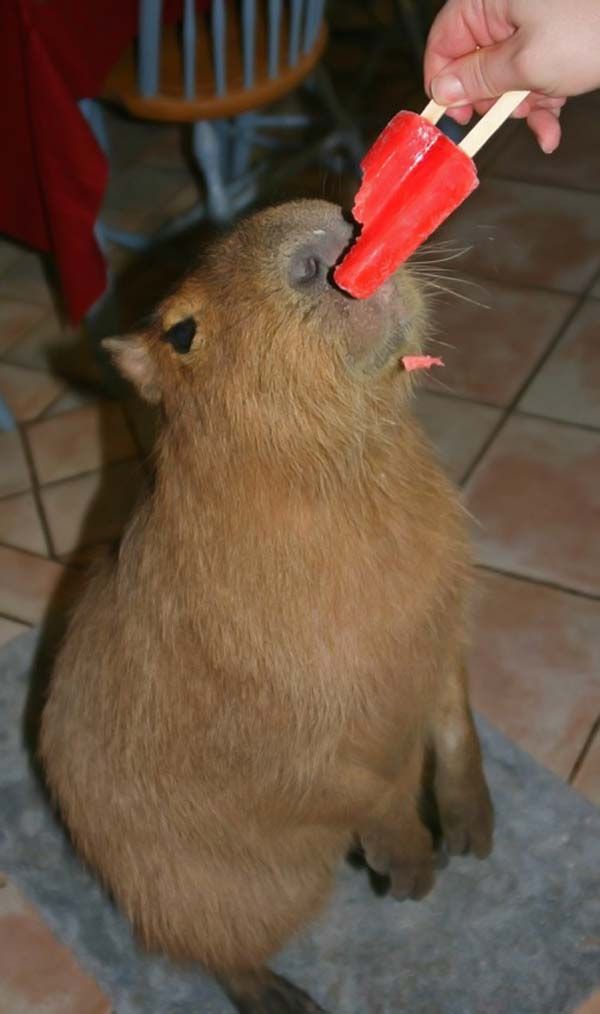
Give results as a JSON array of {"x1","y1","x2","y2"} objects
[{"x1": 424, "y1": 0, "x2": 600, "y2": 152}]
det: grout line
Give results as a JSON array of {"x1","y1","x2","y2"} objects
[
  {"x1": 436, "y1": 264, "x2": 589, "y2": 304},
  {"x1": 428, "y1": 273, "x2": 592, "y2": 302},
  {"x1": 569, "y1": 714, "x2": 600, "y2": 784},
  {"x1": 422, "y1": 388, "x2": 600, "y2": 436},
  {"x1": 0, "y1": 358, "x2": 69, "y2": 378},
  {"x1": 35, "y1": 387, "x2": 116, "y2": 422},
  {"x1": 489, "y1": 172, "x2": 600, "y2": 202},
  {"x1": 0, "y1": 535, "x2": 115, "y2": 569},
  {"x1": 476, "y1": 565, "x2": 600, "y2": 604},
  {"x1": 421, "y1": 387, "x2": 502, "y2": 413},
  {"x1": 28, "y1": 453, "x2": 143, "y2": 495},
  {"x1": 17, "y1": 425, "x2": 57, "y2": 561},
  {"x1": 0, "y1": 540, "x2": 58, "y2": 563},
  {"x1": 0, "y1": 610, "x2": 34, "y2": 628},
  {"x1": 513, "y1": 409, "x2": 600, "y2": 436},
  {"x1": 458, "y1": 412, "x2": 510, "y2": 489},
  {"x1": 506, "y1": 274, "x2": 600, "y2": 412}
]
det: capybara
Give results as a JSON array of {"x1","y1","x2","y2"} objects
[{"x1": 40, "y1": 200, "x2": 493, "y2": 1014}]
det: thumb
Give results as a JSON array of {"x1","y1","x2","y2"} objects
[{"x1": 431, "y1": 35, "x2": 525, "y2": 107}]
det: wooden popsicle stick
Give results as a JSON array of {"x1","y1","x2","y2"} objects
[
  {"x1": 459, "y1": 90, "x2": 530, "y2": 157},
  {"x1": 421, "y1": 99, "x2": 447, "y2": 126}
]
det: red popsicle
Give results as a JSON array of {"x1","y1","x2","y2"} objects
[{"x1": 334, "y1": 111, "x2": 479, "y2": 299}]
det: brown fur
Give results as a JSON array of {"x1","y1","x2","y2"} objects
[{"x1": 39, "y1": 201, "x2": 492, "y2": 1013}]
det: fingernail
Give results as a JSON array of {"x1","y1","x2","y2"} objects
[{"x1": 432, "y1": 74, "x2": 467, "y2": 106}]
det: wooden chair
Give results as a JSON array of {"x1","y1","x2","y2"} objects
[{"x1": 88, "y1": 0, "x2": 362, "y2": 251}]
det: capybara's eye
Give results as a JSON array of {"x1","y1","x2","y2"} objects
[{"x1": 163, "y1": 317, "x2": 197, "y2": 354}]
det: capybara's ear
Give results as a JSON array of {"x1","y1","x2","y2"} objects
[{"x1": 102, "y1": 334, "x2": 161, "y2": 404}]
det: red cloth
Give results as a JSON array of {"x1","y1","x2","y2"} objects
[{"x1": 0, "y1": 0, "x2": 209, "y2": 323}]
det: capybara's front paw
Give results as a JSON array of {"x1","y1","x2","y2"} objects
[
  {"x1": 360, "y1": 823, "x2": 437, "y2": 901},
  {"x1": 438, "y1": 777, "x2": 494, "y2": 859}
]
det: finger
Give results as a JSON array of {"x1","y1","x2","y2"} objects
[
  {"x1": 430, "y1": 33, "x2": 527, "y2": 108},
  {"x1": 424, "y1": 0, "x2": 498, "y2": 92},
  {"x1": 526, "y1": 107, "x2": 562, "y2": 153}
]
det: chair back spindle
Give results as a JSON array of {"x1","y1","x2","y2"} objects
[
  {"x1": 267, "y1": 0, "x2": 282, "y2": 78},
  {"x1": 212, "y1": 0, "x2": 227, "y2": 95},
  {"x1": 136, "y1": 1, "x2": 327, "y2": 102},
  {"x1": 288, "y1": 0, "x2": 303, "y2": 67},
  {"x1": 182, "y1": 0, "x2": 198, "y2": 98},
  {"x1": 304, "y1": 0, "x2": 323, "y2": 53},
  {"x1": 138, "y1": 0, "x2": 163, "y2": 96},
  {"x1": 241, "y1": 0, "x2": 257, "y2": 88}
]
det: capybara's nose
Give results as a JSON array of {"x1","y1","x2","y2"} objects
[{"x1": 288, "y1": 218, "x2": 354, "y2": 292}]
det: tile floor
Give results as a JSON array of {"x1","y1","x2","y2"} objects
[{"x1": 1, "y1": 10, "x2": 599, "y2": 1011}]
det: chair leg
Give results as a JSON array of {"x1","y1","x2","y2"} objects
[
  {"x1": 79, "y1": 98, "x2": 110, "y2": 155},
  {"x1": 192, "y1": 120, "x2": 231, "y2": 222},
  {"x1": 0, "y1": 396, "x2": 16, "y2": 431},
  {"x1": 231, "y1": 112, "x2": 255, "y2": 180}
]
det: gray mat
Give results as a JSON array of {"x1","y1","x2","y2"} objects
[{"x1": 1, "y1": 629, "x2": 599, "y2": 1014}]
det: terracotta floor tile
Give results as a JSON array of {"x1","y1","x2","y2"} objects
[
  {"x1": 0, "y1": 250, "x2": 56, "y2": 307},
  {"x1": 0, "y1": 430, "x2": 31, "y2": 497},
  {"x1": 520, "y1": 299, "x2": 600, "y2": 428},
  {"x1": 0, "y1": 299, "x2": 45, "y2": 354},
  {"x1": 0, "y1": 616, "x2": 30, "y2": 647},
  {"x1": 491, "y1": 98, "x2": 600, "y2": 193},
  {"x1": 0, "y1": 877, "x2": 111, "y2": 1014},
  {"x1": 470, "y1": 570, "x2": 600, "y2": 778},
  {"x1": 158, "y1": 179, "x2": 200, "y2": 219},
  {"x1": 104, "y1": 109, "x2": 160, "y2": 169},
  {"x1": 414, "y1": 392, "x2": 501, "y2": 483},
  {"x1": 105, "y1": 164, "x2": 191, "y2": 213},
  {"x1": 0, "y1": 546, "x2": 72, "y2": 624},
  {"x1": 137, "y1": 125, "x2": 185, "y2": 170},
  {"x1": 0, "y1": 363, "x2": 64, "y2": 422},
  {"x1": 28, "y1": 402, "x2": 137, "y2": 486},
  {"x1": 0, "y1": 239, "x2": 28, "y2": 274},
  {"x1": 41, "y1": 386, "x2": 104, "y2": 419},
  {"x1": 435, "y1": 178, "x2": 600, "y2": 294},
  {"x1": 465, "y1": 415, "x2": 600, "y2": 595},
  {"x1": 2, "y1": 307, "x2": 64, "y2": 370},
  {"x1": 427, "y1": 282, "x2": 575, "y2": 406},
  {"x1": 100, "y1": 204, "x2": 154, "y2": 234},
  {"x1": 0, "y1": 492, "x2": 47, "y2": 555},
  {"x1": 573, "y1": 732, "x2": 600, "y2": 809},
  {"x1": 3, "y1": 311, "x2": 101, "y2": 386},
  {"x1": 40, "y1": 460, "x2": 145, "y2": 555}
]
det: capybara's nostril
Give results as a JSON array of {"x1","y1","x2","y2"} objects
[{"x1": 289, "y1": 250, "x2": 326, "y2": 289}]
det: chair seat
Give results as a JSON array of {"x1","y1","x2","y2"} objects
[{"x1": 102, "y1": 8, "x2": 328, "y2": 123}]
